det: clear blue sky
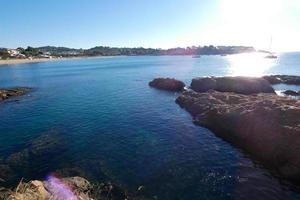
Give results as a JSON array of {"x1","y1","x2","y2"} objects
[{"x1": 1, "y1": 0, "x2": 299, "y2": 51}]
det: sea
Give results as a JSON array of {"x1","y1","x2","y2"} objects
[{"x1": 0, "y1": 52, "x2": 300, "y2": 200}]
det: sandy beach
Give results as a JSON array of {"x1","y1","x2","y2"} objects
[{"x1": 0, "y1": 57, "x2": 96, "y2": 66}]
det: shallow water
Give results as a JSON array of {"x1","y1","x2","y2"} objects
[{"x1": 0, "y1": 53, "x2": 300, "y2": 199}]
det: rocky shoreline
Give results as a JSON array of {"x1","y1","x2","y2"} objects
[
  {"x1": 176, "y1": 90, "x2": 300, "y2": 179},
  {"x1": 0, "y1": 176, "x2": 132, "y2": 200},
  {"x1": 150, "y1": 75, "x2": 300, "y2": 180},
  {"x1": 0, "y1": 175, "x2": 152, "y2": 200}
]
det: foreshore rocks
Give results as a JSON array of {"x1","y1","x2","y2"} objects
[
  {"x1": 263, "y1": 75, "x2": 300, "y2": 85},
  {"x1": 0, "y1": 176, "x2": 142, "y2": 200},
  {"x1": 2, "y1": 176, "x2": 94, "y2": 200},
  {"x1": 0, "y1": 87, "x2": 31, "y2": 102},
  {"x1": 176, "y1": 90, "x2": 300, "y2": 179},
  {"x1": 283, "y1": 90, "x2": 300, "y2": 96},
  {"x1": 149, "y1": 78, "x2": 185, "y2": 92},
  {"x1": 191, "y1": 76, "x2": 275, "y2": 94}
]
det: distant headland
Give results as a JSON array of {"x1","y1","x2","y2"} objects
[{"x1": 0, "y1": 45, "x2": 255, "y2": 64}]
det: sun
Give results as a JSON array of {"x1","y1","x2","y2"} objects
[
  {"x1": 219, "y1": 0, "x2": 283, "y2": 50},
  {"x1": 227, "y1": 52, "x2": 276, "y2": 77}
]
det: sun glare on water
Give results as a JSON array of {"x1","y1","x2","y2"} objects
[{"x1": 227, "y1": 53, "x2": 276, "y2": 77}]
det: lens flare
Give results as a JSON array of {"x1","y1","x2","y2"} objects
[
  {"x1": 46, "y1": 175, "x2": 78, "y2": 200},
  {"x1": 227, "y1": 53, "x2": 276, "y2": 77}
]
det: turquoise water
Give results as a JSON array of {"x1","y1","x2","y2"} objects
[{"x1": 0, "y1": 53, "x2": 300, "y2": 199}]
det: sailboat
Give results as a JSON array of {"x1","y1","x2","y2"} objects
[
  {"x1": 192, "y1": 55, "x2": 201, "y2": 58},
  {"x1": 265, "y1": 37, "x2": 277, "y2": 59}
]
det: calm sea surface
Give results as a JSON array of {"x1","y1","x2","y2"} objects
[{"x1": 0, "y1": 53, "x2": 300, "y2": 199}]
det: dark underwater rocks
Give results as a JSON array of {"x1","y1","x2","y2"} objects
[
  {"x1": 283, "y1": 90, "x2": 300, "y2": 96},
  {"x1": 7, "y1": 132, "x2": 66, "y2": 170},
  {"x1": 149, "y1": 78, "x2": 185, "y2": 92},
  {"x1": 0, "y1": 87, "x2": 31, "y2": 101},
  {"x1": 0, "y1": 131, "x2": 67, "y2": 186},
  {"x1": 191, "y1": 76, "x2": 275, "y2": 94},
  {"x1": 263, "y1": 75, "x2": 300, "y2": 85},
  {"x1": 176, "y1": 90, "x2": 300, "y2": 180}
]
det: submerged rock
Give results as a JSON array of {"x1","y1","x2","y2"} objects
[
  {"x1": 92, "y1": 182, "x2": 128, "y2": 200},
  {"x1": 2, "y1": 131, "x2": 67, "y2": 187},
  {"x1": 149, "y1": 78, "x2": 185, "y2": 92},
  {"x1": 0, "y1": 165, "x2": 15, "y2": 184},
  {"x1": 283, "y1": 90, "x2": 300, "y2": 96},
  {"x1": 263, "y1": 75, "x2": 300, "y2": 85},
  {"x1": 7, "y1": 131, "x2": 66, "y2": 170},
  {"x1": 191, "y1": 76, "x2": 275, "y2": 94},
  {"x1": 176, "y1": 90, "x2": 300, "y2": 180},
  {"x1": 0, "y1": 87, "x2": 31, "y2": 101}
]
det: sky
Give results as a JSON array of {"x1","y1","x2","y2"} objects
[{"x1": 0, "y1": 0, "x2": 299, "y2": 51}]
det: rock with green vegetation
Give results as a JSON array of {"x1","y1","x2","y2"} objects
[{"x1": 0, "y1": 49, "x2": 10, "y2": 59}]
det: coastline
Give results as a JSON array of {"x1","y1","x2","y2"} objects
[{"x1": 0, "y1": 56, "x2": 104, "y2": 66}]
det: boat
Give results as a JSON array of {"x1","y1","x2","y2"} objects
[
  {"x1": 192, "y1": 55, "x2": 201, "y2": 58},
  {"x1": 265, "y1": 54, "x2": 277, "y2": 59},
  {"x1": 265, "y1": 36, "x2": 277, "y2": 59}
]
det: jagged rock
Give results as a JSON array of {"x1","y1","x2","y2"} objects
[
  {"x1": 149, "y1": 78, "x2": 185, "y2": 92},
  {"x1": 283, "y1": 90, "x2": 300, "y2": 96},
  {"x1": 176, "y1": 90, "x2": 300, "y2": 180},
  {"x1": 191, "y1": 76, "x2": 275, "y2": 94},
  {"x1": 0, "y1": 87, "x2": 31, "y2": 102},
  {"x1": 263, "y1": 75, "x2": 300, "y2": 85}
]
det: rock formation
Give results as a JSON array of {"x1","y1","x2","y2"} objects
[
  {"x1": 191, "y1": 76, "x2": 275, "y2": 94},
  {"x1": 283, "y1": 90, "x2": 300, "y2": 96},
  {"x1": 149, "y1": 78, "x2": 185, "y2": 92},
  {"x1": 0, "y1": 87, "x2": 31, "y2": 102},
  {"x1": 176, "y1": 90, "x2": 300, "y2": 179},
  {"x1": 263, "y1": 75, "x2": 300, "y2": 85}
]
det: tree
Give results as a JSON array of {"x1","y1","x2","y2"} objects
[{"x1": 0, "y1": 49, "x2": 10, "y2": 59}]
